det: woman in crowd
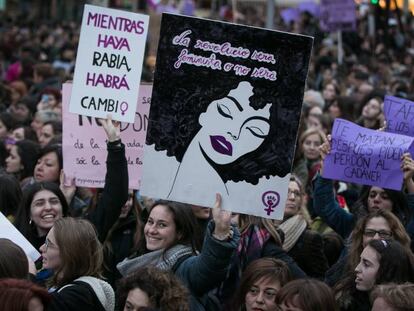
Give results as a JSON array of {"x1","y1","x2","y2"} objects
[
  {"x1": 355, "y1": 93, "x2": 385, "y2": 130},
  {"x1": 322, "y1": 81, "x2": 340, "y2": 107},
  {"x1": 370, "y1": 283, "x2": 414, "y2": 311},
  {"x1": 314, "y1": 135, "x2": 414, "y2": 239},
  {"x1": 38, "y1": 120, "x2": 62, "y2": 147},
  {"x1": 0, "y1": 173, "x2": 22, "y2": 221},
  {"x1": 5, "y1": 139, "x2": 40, "y2": 183},
  {"x1": 277, "y1": 175, "x2": 329, "y2": 278},
  {"x1": 117, "y1": 194, "x2": 240, "y2": 310},
  {"x1": 325, "y1": 209, "x2": 411, "y2": 286},
  {"x1": 15, "y1": 116, "x2": 128, "y2": 251},
  {"x1": 326, "y1": 96, "x2": 354, "y2": 122},
  {"x1": 276, "y1": 279, "x2": 338, "y2": 311},
  {"x1": 32, "y1": 143, "x2": 62, "y2": 184},
  {"x1": 0, "y1": 238, "x2": 29, "y2": 279},
  {"x1": 230, "y1": 258, "x2": 292, "y2": 311},
  {"x1": 0, "y1": 278, "x2": 51, "y2": 311},
  {"x1": 11, "y1": 124, "x2": 38, "y2": 142},
  {"x1": 117, "y1": 266, "x2": 190, "y2": 311},
  {"x1": 293, "y1": 128, "x2": 325, "y2": 191},
  {"x1": 0, "y1": 111, "x2": 15, "y2": 140},
  {"x1": 334, "y1": 239, "x2": 414, "y2": 310},
  {"x1": 41, "y1": 217, "x2": 115, "y2": 311}
]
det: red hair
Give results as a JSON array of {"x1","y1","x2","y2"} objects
[{"x1": 0, "y1": 278, "x2": 51, "y2": 310}]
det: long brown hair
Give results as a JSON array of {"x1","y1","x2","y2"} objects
[
  {"x1": 347, "y1": 210, "x2": 411, "y2": 274},
  {"x1": 51, "y1": 217, "x2": 103, "y2": 287}
]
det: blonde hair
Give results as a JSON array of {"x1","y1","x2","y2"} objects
[{"x1": 52, "y1": 218, "x2": 103, "y2": 287}]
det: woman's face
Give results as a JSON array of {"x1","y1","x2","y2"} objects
[
  {"x1": 323, "y1": 83, "x2": 336, "y2": 101},
  {"x1": 34, "y1": 152, "x2": 60, "y2": 182},
  {"x1": 362, "y1": 98, "x2": 381, "y2": 120},
  {"x1": 197, "y1": 81, "x2": 271, "y2": 165},
  {"x1": 12, "y1": 127, "x2": 25, "y2": 141},
  {"x1": 5, "y1": 145, "x2": 23, "y2": 174},
  {"x1": 38, "y1": 124, "x2": 54, "y2": 147},
  {"x1": 278, "y1": 295, "x2": 304, "y2": 311},
  {"x1": 284, "y1": 181, "x2": 301, "y2": 218},
  {"x1": 245, "y1": 277, "x2": 280, "y2": 311},
  {"x1": 31, "y1": 115, "x2": 44, "y2": 137},
  {"x1": 328, "y1": 101, "x2": 341, "y2": 119},
  {"x1": 308, "y1": 106, "x2": 322, "y2": 118},
  {"x1": 31, "y1": 190, "x2": 63, "y2": 236},
  {"x1": 39, "y1": 227, "x2": 62, "y2": 270},
  {"x1": 120, "y1": 192, "x2": 134, "y2": 218},
  {"x1": 367, "y1": 187, "x2": 393, "y2": 213},
  {"x1": 355, "y1": 245, "x2": 380, "y2": 291},
  {"x1": 0, "y1": 120, "x2": 8, "y2": 139},
  {"x1": 124, "y1": 288, "x2": 151, "y2": 311},
  {"x1": 362, "y1": 216, "x2": 392, "y2": 248},
  {"x1": 144, "y1": 205, "x2": 177, "y2": 251},
  {"x1": 302, "y1": 133, "x2": 322, "y2": 160}
]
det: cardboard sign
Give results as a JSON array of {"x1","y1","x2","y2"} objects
[
  {"x1": 63, "y1": 83, "x2": 151, "y2": 189},
  {"x1": 69, "y1": 4, "x2": 149, "y2": 123},
  {"x1": 323, "y1": 119, "x2": 414, "y2": 190},
  {"x1": 320, "y1": 0, "x2": 356, "y2": 32},
  {"x1": 0, "y1": 212, "x2": 41, "y2": 262},
  {"x1": 384, "y1": 95, "x2": 414, "y2": 137},
  {"x1": 141, "y1": 14, "x2": 313, "y2": 219}
]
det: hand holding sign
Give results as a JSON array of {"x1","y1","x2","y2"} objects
[
  {"x1": 98, "y1": 114, "x2": 121, "y2": 142},
  {"x1": 319, "y1": 134, "x2": 331, "y2": 175},
  {"x1": 212, "y1": 193, "x2": 232, "y2": 240},
  {"x1": 401, "y1": 153, "x2": 414, "y2": 194}
]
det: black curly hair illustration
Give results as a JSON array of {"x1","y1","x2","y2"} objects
[{"x1": 147, "y1": 14, "x2": 313, "y2": 185}]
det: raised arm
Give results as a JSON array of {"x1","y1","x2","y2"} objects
[
  {"x1": 87, "y1": 115, "x2": 129, "y2": 242},
  {"x1": 313, "y1": 134, "x2": 354, "y2": 238},
  {"x1": 177, "y1": 194, "x2": 240, "y2": 296}
]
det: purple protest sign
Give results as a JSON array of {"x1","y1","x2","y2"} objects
[
  {"x1": 323, "y1": 119, "x2": 414, "y2": 190},
  {"x1": 384, "y1": 95, "x2": 414, "y2": 137},
  {"x1": 320, "y1": 0, "x2": 356, "y2": 32},
  {"x1": 63, "y1": 83, "x2": 151, "y2": 189}
]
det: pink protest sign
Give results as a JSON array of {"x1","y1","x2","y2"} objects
[{"x1": 63, "y1": 82, "x2": 151, "y2": 189}]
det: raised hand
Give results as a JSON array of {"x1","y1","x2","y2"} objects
[
  {"x1": 318, "y1": 134, "x2": 331, "y2": 175},
  {"x1": 211, "y1": 193, "x2": 232, "y2": 240},
  {"x1": 59, "y1": 169, "x2": 76, "y2": 204},
  {"x1": 98, "y1": 114, "x2": 121, "y2": 142},
  {"x1": 401, "y1": 153, "x2": 414, "y2": 193}
]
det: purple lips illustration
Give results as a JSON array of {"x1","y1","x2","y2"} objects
[{"x1": 210, "y1": 135, "x2": 233, "y2": 156}]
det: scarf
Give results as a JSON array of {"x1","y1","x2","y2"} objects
[
  {"x1": 217, "y1": 225, "x2": 270, "y2": 302},
  {"x1": 279, "y1": 214, "x2": 307, "y2": 252},
  {"x1": 116, "y1": 244, "x2": 194, "y2": 276}
]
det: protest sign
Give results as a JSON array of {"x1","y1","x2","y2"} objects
[
  {"x1": 69, "y1": 4, "x2": 149, "y2": 123},
  {"x1": 0, "y1": 212, "x2": 41, "y2": 262},
  {"x1": 320, "y1": 0, "x2": 356, "y2": 32},
  {"x1": 384, "y1": 95, "x2": 414, "y2": 137},
  {"x1": 63, "y1": 82, "x2": 151, "y2": 189},
  {"x1": 323, "y1": 118, "x2": 414, "y2": 190},
  {"x1": 141, "y1": 14, "x2": 313, "y2": 219}
]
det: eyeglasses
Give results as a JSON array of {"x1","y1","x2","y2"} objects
[
  {"x1": 363, "y1": 229, "x2": 393, "y2": 239},
  {"x1": 287, "y1": 189, "x2": 301, "y2": 197},
  {"x1": 44, "y1": 238, "x2": 58, "y2": 251},
  {"x1": 248, "y1": 287, "x2": 277, "y2": 300}
]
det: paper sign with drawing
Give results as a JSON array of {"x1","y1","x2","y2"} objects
[{"x1": 141, "y1": 14, "x2": 313, "y2": 219}]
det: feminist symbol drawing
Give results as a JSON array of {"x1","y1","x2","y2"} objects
[{"x1": 262, "y1": 191, "x2": 280, "y2": 215}]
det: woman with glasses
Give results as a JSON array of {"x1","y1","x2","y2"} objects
[
  {"x1": 40, "y1": 217, "x2": 115, "y2": 311},
  {"x1": 276, "y1": 175, "x2": 329, "y2": 279},
  {"x1": 334, "y1": 239, "x2": 414, "y2": 311},
  {"x1": 230, "y1": 258, "x2": 292, "y2": 311},
  {"x1": 326, "y1": 209, "x2": 411, "y2": 287}
]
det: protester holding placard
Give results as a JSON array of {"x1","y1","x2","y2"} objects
[
  {"x1": 313, "y1": 132, "x2": 414, "y2": 240},
  {"x1": 117, "y1": 195, "x2": 240, "y2": 311},
  {"x1": 14, "y1": 116, "x2": 128, "y2": 254}
]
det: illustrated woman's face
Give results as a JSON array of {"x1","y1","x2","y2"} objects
[
  {"x1": 197, "y1": 81, "x2": 271, "y2": 165},
  {"x1": 355, "y1": 245, "x2": 380, "y2": 291}
]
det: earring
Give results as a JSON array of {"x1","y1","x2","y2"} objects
[{"x1": 29, "y1": 219, "x2": 32, "y2": 225}]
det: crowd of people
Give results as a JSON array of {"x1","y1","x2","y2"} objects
[{"x1": 1, "y1": 1, "x2": 414, "y2": 311}]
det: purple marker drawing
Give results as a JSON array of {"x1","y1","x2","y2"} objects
[
  {"x1": 261, "y1": 191, "x2": 280, "y2": 216},
  {"x1": 120, "y1": 101, "x2": 128, "y2": 115}
]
